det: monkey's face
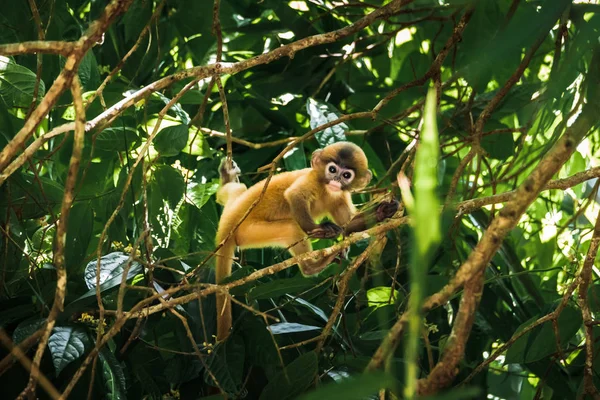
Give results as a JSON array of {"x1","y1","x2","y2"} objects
[
  {"x1": 312, "y1": 141, "x2": 373, "y2": 191},
  {"x1": 324, "y1": 161, "x2": 355, "y2": 192}
]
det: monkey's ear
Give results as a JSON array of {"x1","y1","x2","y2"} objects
[
  {"x1": 356, "y1": 170, "x2": 372, "y2": 189},
  {"x1": 310, "y1": 149, "x2": 324, "y2": 169}
]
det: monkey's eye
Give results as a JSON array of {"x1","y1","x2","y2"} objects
[
  {"x1": 327, "y1": 164, "x2": 337, "y2": 174},
  {"x1": 342, "y1": 171, "x2": 354, "y2": 181}
]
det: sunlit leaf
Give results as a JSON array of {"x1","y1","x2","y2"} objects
[{"x1": 306, "y1": 98, "x2": 347, "y2": 146}]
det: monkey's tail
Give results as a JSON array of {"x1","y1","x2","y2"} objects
[{"x1": 215, "y1": 238, "x2": 236, "y2": 340}]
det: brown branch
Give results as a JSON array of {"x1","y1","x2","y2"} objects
[
  {"x1": 0, "y1": 0, "x2": 414, "y2": 185},
  {"x1": 372, "y1": 6, "x2": 474, "y2": 114},
  {"x1": 129, "y1": 216, "x2": 408, "y2": 319},
  {"x1": 60, "y1": 216, "x2": 407, "y2": 397},
  {"x1": 0, "y1": 41, "x2": 74, "y2": 56},
  {"x1": 461, "y1": 275, "x2": 580, "y2": 384},
  {"x1": 20, "y1": 76, "x2": 85, "y2": 398},
  {"x1": 458, "y1": 167, "x2": 600, "y2": 215},
  {"x1": 417, "y1": 271, "x2": 484, "y2": 394},
  {"x1": 315, "y1": 236, "x2": 386, "y2": 353},
  {"x1": 0, "y1": 0, "x2": 135, "y2": 176},
  {"x1": 0, "y1": 329, "x2": 43, "y2": 375},
  {"x1": 578, "y1": 209, "x2": 600, "y2": 398},
  {"x1": 93, "y1": 77, "x2": 201, "y2": 359},
  {"x1": 201, "y1": 127, "x2": 296, "y2": 149},
  {"x1": 215, "y1": 77, "x2": 233, "y2": 165},
  {"x1": 86, "y1": 0, "x2": 167, "y2": 110},
  {"x1": 0, "y1": 329, "x2": 60, "y2": 400},
  {"x1": 366, "y1": 60, "x2": 600, "y2": 372}
]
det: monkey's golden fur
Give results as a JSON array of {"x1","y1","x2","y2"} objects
[{"x1": 214, "y1": 141, "x2": 396, "y2": 340}]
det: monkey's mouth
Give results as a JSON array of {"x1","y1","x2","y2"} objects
[{"x1": 327, "y1": 181, "x2": 342, "y2": 192}]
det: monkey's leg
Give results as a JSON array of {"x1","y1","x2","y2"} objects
[
  {"x1": 288, "y1": 239, "x2": 340, "y2": 276},
  {"x1": 235, "y1": 221, "x2": 339, "y2": 276}
]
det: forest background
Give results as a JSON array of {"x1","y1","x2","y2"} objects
[{"x1": 1, "y1": 0, "x2": 600, "y2": 399}]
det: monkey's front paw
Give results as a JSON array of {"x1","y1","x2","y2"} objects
[
  {"x1": 376, "y1": 200, "x2": 399, "y2": 221},
  {"x1": 309, "y1": 222, "x2": 343, "y2": 239}
]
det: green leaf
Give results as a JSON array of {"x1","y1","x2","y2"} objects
[
  {"x1": 151, "y1": 165, "x2": 185, "y2": 209},
  {"x1": 154, "y1": 124, "x2": 190, "y2": 157},
  {"x1": 78, "y1": 51, "x2": 101, "y2": 91},
  {"x1": 268, "y1": 322, "x2": 321, "y2": 335},
  {"x1": 122, "y1": 0, "x2": 152, "y2": 43},
  {"x1": 95, "y1": 127, "x2": 139, "y2": 151},
  {"x1": 297, "y1": 372, "x2": 395, "y2": 400},
  {"x1": 48, "y1": 326, "x2": 90, "y2": 375},
  {"x1": 249, "y1": 277, "x2": 315, "y2": 300},
  {"x1": 505, "y1": 305, "x2": 583, "y2": 363},
  {"x1": 0, "y1": 58, "x2": 46, "y2": 107},
  {"x1": 306, "y1": 98, "x2": 347, "y2": 146},
  {"x1": 241, "y1": 317, "x2": 280, "y2": 371},
  {"x1": 187, "y1": 180, "x2": 219, "y2": 210},
  {"x1": 65, "y1": 203, "x2": 93, "y2": 271},
  {"x1": 204, "y1": 334, "x2": 245, "y2": 394},
  {"x1": 83, "y1": 252, "x2": 141, "y2": 289},
  {"x1": 291, "y1": 296, "x2": 329, "y2": 323},
  {"x1": 480, "y1": 121, "x2": 515, "y2": 160},
  {"x1": 12, "y1": 318, "x2": 45, "y2": 345},
  {"x1": 98, "y1": 347, "x2": 127, "y2": 400},
  {"x1": 154, "y1": 91, "x2": 191, "y2": 125},
  {"x1": 132, "y1": 365, "x2": 162, "y2": 400},
  {"x1": 64, "y1": 260, "x2": 142, "y2": 314},
  {"x1": 366, "y1": 286, "x2": 400, "y2": 307},
  {"x1": 404, "y1": 87, "x2": 441, "y2": 397},
  {"x1": 165, "y1": 356, "x2": 203, "y2": 384},
  {"x1": 283, "y1": 142, "x2": 307, "y2": 171},
  {"x1": 412, "y1": 87, "x2": 441, "y2": 256},
  {"x1": 259, "y1": 352, "x2": 318, "y2": 400}
]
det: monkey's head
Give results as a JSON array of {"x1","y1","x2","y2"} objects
[{"x1": 311, "y1": 141, "x2": 372, "y2": 192}]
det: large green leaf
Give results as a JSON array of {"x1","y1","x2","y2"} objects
[
  {"x1": 505, "y1": 305, "x2": 583, "y2": 364},
  {"x1": 154, "y1": 124, "x2": 190, "y2": 157},
  {"x1": 306, "y1": 98, "x2": 347, "y2": 146},
  {"x1": 48, "y1": 326, "x2": 90, "y2": 375},
  {"x1": 150, "y1": 165, "x2": 185, "y2": 209},
  {"x1": 65, "y1": 202, "x2": 93, "y2": 271},
  {"x1": 0, "y1": 58, "x2": 45, "y2": 107},
  {"x1": 259, "y1": 352, "x2": 318, "y2": 400},
  {"x1": 95, "y1": 126, "x2": 139, "y2": 152},
  {"x1": 83, "y1": 252, "x2": 141, "y2": 289},
  {"x1": 298, "y1": 372, "x2": 396, "y2": 400},
  {"x1": 204, "y1": 334, "x2": 245, "y2": 395},
  {"x1": 98, "y1": 347, "x2": 127, "y2": 400},
  {"x1": 249, "y1": 277, "x2": 315, "y2": 300}
]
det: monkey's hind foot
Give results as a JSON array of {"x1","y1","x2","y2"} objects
[
  {"x1": 219, "y1": 158, "x2": 241, "y2": 185},
  {"x1": 376, "y1": 200, "x2": 399, "y2": 222}
]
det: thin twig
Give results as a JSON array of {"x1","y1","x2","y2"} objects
[{"x1": 20, "y1": 76, "x2": 85, "y2": 398}]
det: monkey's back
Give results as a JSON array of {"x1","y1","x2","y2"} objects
[{"x1": 216, "y1": 168, "x2": 311, "y2": 242}]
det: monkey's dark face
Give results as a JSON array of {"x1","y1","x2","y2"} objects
[
  {"x1": 311, "y1": 141, "x2": 373, "y2": 191},
  {"x1": 324, "y1": 161, "x2": 355, "y2": 192}
]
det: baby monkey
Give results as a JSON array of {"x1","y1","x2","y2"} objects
[{"x1": 215, "y1": 141, "x2": 398, "y2": 340}]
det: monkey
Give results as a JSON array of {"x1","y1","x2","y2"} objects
[{"x1": 214, "y1": 141, "x2": 398, "y2": 340}]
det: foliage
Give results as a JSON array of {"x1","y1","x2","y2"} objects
[{"x1": 0, "y1": 0, "x2": 599, "y2": 399}]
